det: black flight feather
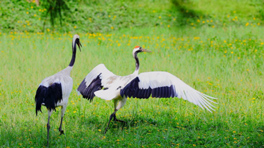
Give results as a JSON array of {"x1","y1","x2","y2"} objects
[
  {"x1": 121, "y1": 77, "x2": 177, "y2": 99},
  {"x1": 77, "y1": 73, "x2": 103, "y2": 101}
]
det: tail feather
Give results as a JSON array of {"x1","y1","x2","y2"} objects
[
  {"x1": 35, "y1": 86, "x2": 47, "y2": 116},
  {"x1": 35, "y1": 83, "x2": 63, "y2": 115},
  {"x1": 94, "y1": 88, "x2": 119, "y2": 100},
  {"x1": 46, "y1": 83, "x2": 62, "y2": 111}
]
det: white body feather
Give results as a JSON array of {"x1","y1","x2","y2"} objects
[{"x1": 40, "y1": 66, "x2": 73, "y2": 107}]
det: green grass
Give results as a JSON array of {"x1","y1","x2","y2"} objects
[
  {"x1": 0, "y1": 26, "x2": 263, "y2": 147},
  {"x1": 1, "y1": 0, "x2": 264, "y2": 33}
]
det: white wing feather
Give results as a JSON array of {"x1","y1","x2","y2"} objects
[
  {"x1": 84, "y1": 64, "x2": 116, "y2": 87},
  {"x1": 137, "y1": 71, "x2": 217, "y2": 112},
  {"x1": 77, "y1": 64, "x2": 116, "y2": 95}
]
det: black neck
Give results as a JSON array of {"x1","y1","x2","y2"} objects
[
  {"x1": 69, "y1": 42, "x2": 77, "y2": 67},
  {"x1": 134, "y1": 52, "x2": 140, "y2": 71}
]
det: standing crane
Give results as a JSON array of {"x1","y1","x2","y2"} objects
[
  {"x1": 35, "y1": 34, "x2": 82, "y2": 145},
  {"x1": 77, "y1": 46, "x2": 217, "y2": 133}
]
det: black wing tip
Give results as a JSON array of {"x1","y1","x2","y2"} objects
[
  {"x1": 81, "y1": 94, "x2": 94, "y2": 102},
  {"x1": 77, "y1": 88, "x2": 94, "y2": 101},
  {"x1": 35, "y1": 86, "x2": 45, "y2": 116},
  {"x1": 36, "y1": 109, "x2": 42, "y2": 116},
  {"x1": 77, "y1": 75, "x2": 103, "y2": 101},
  {"x1": 77, "y1": 88, "x2": 94, "y2": 102}
]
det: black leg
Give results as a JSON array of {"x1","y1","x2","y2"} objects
[
  {"x1": 58, "y1": 117, "x2": 64, "y2": 135},
  {"x1": 104, "y1": 99, "x2": 127, "y2": 133},
  {"x1": 113, "y1": 115, "x2": 125, "y2": 123},
  {"x1": 104, "y1": 112, "x2": 116, "y2": 134},
  {"x1": 47, "y1": 116, "x2": 50, "y2": 146},
  {"x1": 104, "y1": 111, "x2": 127, "y2": 133}
]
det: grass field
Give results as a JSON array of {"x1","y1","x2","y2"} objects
[{"x1": 0, "y1": 26, "x2": 264, "y2": 147}]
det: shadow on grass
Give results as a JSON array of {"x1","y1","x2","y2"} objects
[
  {"x1": 80, "y1": 115, "x2": 232, "y2": 134},
  {"x1": 170, "y1": 0, "x2": 205, "y2": 26}
]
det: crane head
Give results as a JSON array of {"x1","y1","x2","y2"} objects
[
  {"x1": 73, "y1": 34, "x2": 82, "y2": 52},
  {"x1": 133, "y1": 46, "x2": 151, "y2": 57}
]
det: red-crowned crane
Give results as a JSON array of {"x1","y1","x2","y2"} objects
[
  {"x1": 35, "y1": 34, "x2": 82, "y2": 145},
  {"x1": 77, "y1": 46, "x2": 217, "y2": 133}
]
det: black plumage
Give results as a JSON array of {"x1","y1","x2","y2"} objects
[
  {"x1": 77, "y1": 73, "x2": 102, "y2": 101},
  {"x1": 35, "y1": 83, "x2": 62, "y2": 115},
  {"x1": 121, "y1": 77, "x2": 177, "y2": 99}
]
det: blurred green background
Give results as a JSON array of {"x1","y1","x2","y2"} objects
[{"x1": 1, "y1": 0, "x2": 264, "y2": 33}]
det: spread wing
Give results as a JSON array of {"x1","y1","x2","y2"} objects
[
  {"x1": 121, "y1": 71, "x2": 217, "y2": 112},
  {"x1": 77, "y1": 64, "x2": 117, "y2": 101}
]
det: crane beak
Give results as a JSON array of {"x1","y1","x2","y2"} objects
[
  {"x1": 77, "y1": 42, "x2": 82, "y2": 52},
  {"x1": 141, "y1": 48, "x2": 151, "y2": 53}
]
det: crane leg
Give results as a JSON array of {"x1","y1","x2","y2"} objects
[
  {"x1": 113, "y1": 98, "x2": 126, "y2": 123},
  {"x1": 58, "y1": 117, "x2": 64, "y2": 135},
  {"x1": 104, "y1": 110, "x2": 117, "y2": 134},
  {"x1": 104, "y1": 110, "x2": 126, "y2": 133},
  {"x1": 113, "y1": 111, "x2": 125, "y2": 123},
  {"x1": 58, "y1": 106, "x2": 66, "y2": 135},
  {"x1": 104, "y1": 98, "x2": 127, "y2": 133},
  {"x1": 47, "y1": 110, "x2": 52, "y2": 146}
]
